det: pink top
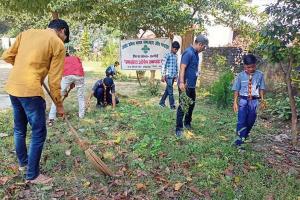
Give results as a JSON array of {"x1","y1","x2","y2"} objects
[{"x1": 63, "y1": 56, "x2": 84, "y2": 77}]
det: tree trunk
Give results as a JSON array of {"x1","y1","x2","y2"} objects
[
  {"x1": 136, "y1": 71, "x2": 142, "y2": 86},
  {"x1": 52, "y1": 12, "x2": 59, "y2": 20},
  {"x1": 283, "y1": 62, "x2": 298, "y2": 146},
  {"x1": 150, "y1": 70, "x2": 156, "y2": 83}
]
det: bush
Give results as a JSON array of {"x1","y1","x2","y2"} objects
[
  {"x1": 146, "y1": 80, "x2": 160, "y2": 96},
  {"x1": 209, "y1": 71, "x2": 234, "y2": 108},
  {"x1": 211, "y1": 54, "x2": 227, "y2": 69},
  {"x1": 265, "y1": 95, "x2": 300, "y2": 120}
]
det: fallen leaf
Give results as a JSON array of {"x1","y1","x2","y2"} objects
[
  {"x1": 154, "y1": 174, "x2": 168, "y2": 183},
  {"x1": 224, "y1": 165, "x2": 234, "y2": 177},
  {"x1": 52, "y1": 189, "x2": 65, "y2": 198},
  {"x1": 265, "y1": 194, "x2": 275, "y2": 200},
  {"x1": 65, "y1": 149, "x2": 71, "y2": 156},
  {"x1": 0, "y1": 133, "x2": 9, "y2": 137},
  {"x1": 174, "y1": 182, "x2": 184, "y2": 191},
  {"x1": 0, "y1": 176, "x2": 11, "y2": 185},
  {"x1": 184, "y1": 130, "x2": 195, "y2": 139},
  {"x1": 219, "y1": 135, "x2": 229, "y2": 141},
  {"x1": 136, "y1": 183, "x2": 146, "y2": 190},
  {"x1": 274, "y1": 149, "x2": 284, "y2": 155},
  {"x1": 186, "y1": 177, "x2": 192, "y2": 182},
  {"x1": 83, "y1": 181, "x2": 91, "y2": 188},
  {"x1": 234, "y1": 176, "x2": 240, "y2": 184},
  {"x1": 114, "y1": 136, "x2": 122, "y2": 144},
  {"x1": 155, "y1": 183, "x2": 169, "y2": 194},
  {"x1": 189, "y1": 186, "x2": 203, "y2": 196},
  {"x1": 41, "y1": 185, "x2": 52, "y2": 191}
]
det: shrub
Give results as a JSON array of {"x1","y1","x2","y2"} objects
[
  {"x1": 209, "y1": 71, "x2": 234, "y2": 108},
  {"x1": 265, "y1": 95, "x2": 300, "y2": 120},
  {"x1": 146, "y1": 80, "x2": 160, "y2": 96}
]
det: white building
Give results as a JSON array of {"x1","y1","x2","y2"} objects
[{"x1": 206, "y1": 0, "x2": 277, "y2": 47}]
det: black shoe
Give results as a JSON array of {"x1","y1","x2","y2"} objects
[
  {"x1": 184, "y1": 124, "x2": 192, "y2": 130},
  {"x1": 175, "y1": 129, "x2": 183, "y2": 138},
  {"x1": 159, "y1": 103, "x2": 166, "y2": 108},
  {"x1": 96, "y1": 103, "x2": 104, "y2": 108},
  {"x1": 170, "y1": 105, "x2": 176, "y2": 110}
]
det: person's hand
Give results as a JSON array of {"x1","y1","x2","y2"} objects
[
  {"x1": 179, "y1": 82, "x2": 186, "y2": 91},
  {"x1": 233, "y1": 101, "x2": 238, "y2": 113},
  {"x1": 56, "y1": 105, "x2": 65, "y2": 118},
  {"x1": 70, "y1": 83, "x2": 75, "y2": 90},
  {"x1": 161, "y1": 76, "x2": 166, "y2": 83},
  {"x1": 85, "y1": 99, "x2": 91, "y2": 109},
  {"x1": 260, "y1": 100, "x2": 267, "y2": 110}
]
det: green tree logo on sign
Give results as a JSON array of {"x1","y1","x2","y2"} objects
[{"x1": 142, "y1": 45, "x2": 150, "y2": 54}]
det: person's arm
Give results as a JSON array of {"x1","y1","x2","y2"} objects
[
  {"x1": 233, "y1": 91, "x2": 239, "y2": 113},
  {"x1": 161, "y1": 53, "x2": 168, "y2": 82},
  {"x1": 48, "y1": 43, "x2": 65, "y2": 117},
  {"x1": 111, "y1": 93, "x2": 116, "y2": 109},
  {"x1": 178, "y1": 63, "x2": 187, "y2": 91},
  {"x1": 1, "y1": 33, "x2": 22, "y2": 65},
  {"x1": 232, "y1": 74, "x2": 241, "y2": 113},
  {"x1": 259, "y1": 73, "x2": 266, "y2": 110},
  {"x1": 174, "y1": 55, "x2": 178, "y2": 82},
  {"x1": 178, "y1": 52, "x2": 191, "y2": 91}
]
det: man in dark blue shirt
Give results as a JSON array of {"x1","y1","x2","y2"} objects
[{"x1": 176, "y1": 35, "x2": 209, "y2": 137}]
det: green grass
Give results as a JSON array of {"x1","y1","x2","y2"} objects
[{"x1": 0, "y1": 72, "x2": 299, "y2": 199}]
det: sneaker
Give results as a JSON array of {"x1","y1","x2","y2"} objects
[
  {"x1": 175, "y1": 129, "x2": 183, "y2": 138},
  {"x1": 184, "y1": 124, "x2": 192, "y2": 130},
  {"x1": 47, "y1": 119, "x2": 54, "y2": 127},
  {"x1": 19, "y1": 166, "x2": 27, "y2": 172},
  {"x1": 26, "y1": 174, "x2": 53, "y2": 185},
  {"x1": 170, "y1": 105, "x2": 176, "y2": 110},
  {"x1": 159, "y1": 103, "x2": 166, "y2": 108}
]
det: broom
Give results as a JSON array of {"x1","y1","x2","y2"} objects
[{"x1": 42, "y1": 83, "x2": 114, "y2": 176}]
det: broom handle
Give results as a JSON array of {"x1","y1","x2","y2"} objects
[{"x1": 42, "y1": 83, "x2": 87, "y2": 149}]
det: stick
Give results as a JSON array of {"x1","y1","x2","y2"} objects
[{"x1": 42, "y1": 83, "x2": 114, "y2": 176}]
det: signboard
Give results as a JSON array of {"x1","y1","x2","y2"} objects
[{"x1": 120, "y1": 38, "x2": 171, "y2": 70}]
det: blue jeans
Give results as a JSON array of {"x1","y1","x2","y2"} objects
[
  {"x1": 9, "y1": 95, "x2": 47, "y2": 180},
  {"x1": 235, "y1": 98, "x2": 258, "y2": 145},
  {"x1": 159, "y1": 77, "x2": 175, "y2": 107},
  {"x1": 176, "y1": 87, "x2": 196, "y2": 130}
]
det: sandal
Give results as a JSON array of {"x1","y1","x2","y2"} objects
[{"x1": 48, "y1": 119, "x2": 54, "y2": 127}]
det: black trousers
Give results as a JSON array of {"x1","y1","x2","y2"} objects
[{"x1": 176, "y1": 87, "x2": 196, "y2": 130}]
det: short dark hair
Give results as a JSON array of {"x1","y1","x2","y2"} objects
[
  {"x1": 172, "y1": 41, "x2": 180, "y2": 49},
  {"x1": 243, "y1": 54, "x2": 257, "y2": 65},
  {"x1": 114, "y1": 61, "x2": 120, "y2": 66},
  {"x1": 195, "y1": 35, "x2": 209, "y2": 47},
  {"x1": 48, "y1": 19, "x2": 70, "y2": 43}
]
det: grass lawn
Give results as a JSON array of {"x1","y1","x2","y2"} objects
[{"x1": 0, "y1": 68, "x2": 299, "y2": 199}]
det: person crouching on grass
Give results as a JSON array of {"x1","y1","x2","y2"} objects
[
  {"x1": 232, "y1": 54, "x2": 266, "y2": 150},
  {"x1": 86, "y1": 66, "x2": 119, "y2": 109}
]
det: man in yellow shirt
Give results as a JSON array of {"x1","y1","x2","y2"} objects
[{"x1": 1, "y1": 19, "x2": 69, "y2": 184}]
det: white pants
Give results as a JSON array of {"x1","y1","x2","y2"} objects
[{"x1": 49, "y1": 75, "x2": 85, "y2": 119}]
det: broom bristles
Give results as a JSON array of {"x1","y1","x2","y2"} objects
[{"x1": 85, "y1": 149, "x2": 114, "y2": 176}]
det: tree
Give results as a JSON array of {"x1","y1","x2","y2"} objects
[
  {"x1": 257, "y1": 0, "x2": 300, "y2": 145},
  {"x1": 78, "y1": 27, "x2": 91, "y2": 60}
]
